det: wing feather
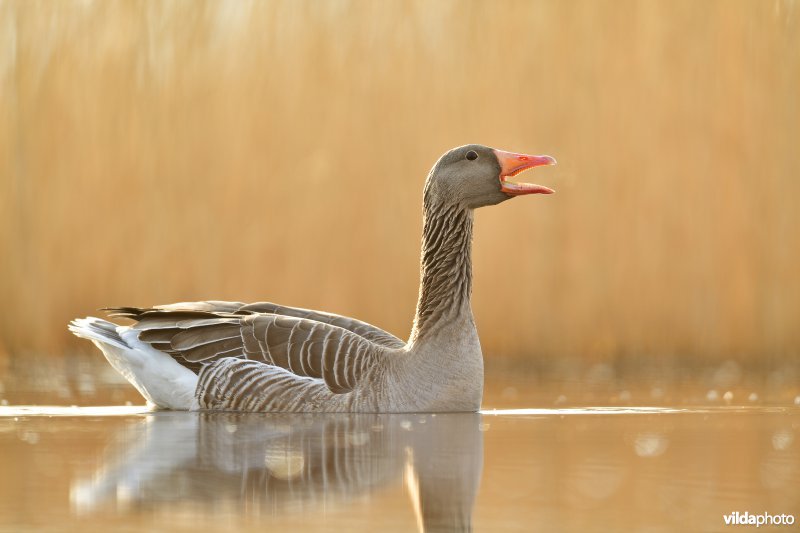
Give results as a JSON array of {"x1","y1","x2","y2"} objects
[
  {"x1": 182, "y1": 337, "x2": 245, "y2": 362},
  {"x1": 171, "y1": 324, "x2": 242, "y2": 350},
  {"x1": 107, "y1": 301, "x2": 403, "y2": 348},
  {"x1": 118, "y1": 308, "x2": 387, "y2": 395},
  {"x1": 195, "y1": 301, "x2": 405, "y2": 348}
]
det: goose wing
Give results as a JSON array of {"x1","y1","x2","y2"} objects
[
  {"x1": 112, "y1": 301, "x2": 405, "y2": 349},
  {"x1": 110, "y1": 308, "x2": 385, "y2": 394}
]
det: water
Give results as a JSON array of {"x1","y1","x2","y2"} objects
[{"x1": 1, "y1": 359, "x2": 799, "y2": 532}]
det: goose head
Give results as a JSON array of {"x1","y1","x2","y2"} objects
[{"x1": 424, "y1": 144, "x2": 557, "y2": 209}]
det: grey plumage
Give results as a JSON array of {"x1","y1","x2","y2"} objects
[{"x1": 71, "y1": 144, "x2": 556, "y2": 412}]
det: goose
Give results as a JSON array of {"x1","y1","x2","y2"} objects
[{"x1": 69, "y1": 144, "x2": 556, "y2": 412}]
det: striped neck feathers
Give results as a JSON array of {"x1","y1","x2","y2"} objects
[{"x1": 409, "y1": 198, "x2": 474, "y2": 343}]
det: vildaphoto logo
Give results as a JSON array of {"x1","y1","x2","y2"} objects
[{"x1": 723, "y1": 512, "x2": 795, "y2": 527}]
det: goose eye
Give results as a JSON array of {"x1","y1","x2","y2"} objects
[{"x1": 466, "y1": 150, "x2": 478, "y2": 161}]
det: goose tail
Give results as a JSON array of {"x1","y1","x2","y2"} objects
[
  {"x1": 69, "y1": 317, "x2": 129, "y2": 350},
  {"x1": 69, "y1": 317, "x2": 199, "y2": 410}
]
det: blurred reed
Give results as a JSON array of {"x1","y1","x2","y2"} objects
[{"x1": 0, "y1": 0, "x2": 798, "y2": 363}]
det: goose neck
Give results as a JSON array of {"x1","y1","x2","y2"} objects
[{"x1": 409, "y1": 201, "x2": 474, "y2": 344}]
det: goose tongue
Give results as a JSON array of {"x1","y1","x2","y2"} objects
[{"x1": 494, "y1": 149, "x2": 557, "y2": 195}]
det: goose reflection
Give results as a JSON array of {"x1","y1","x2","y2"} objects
[{"x1": 71, "y1": 411, "x2": 482, "y2": 531}]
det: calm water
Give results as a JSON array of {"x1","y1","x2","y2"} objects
[{"x1": 1, "y1": 359, "x2": 799, "y2": 532}]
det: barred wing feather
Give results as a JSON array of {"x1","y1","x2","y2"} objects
[
  {"x1": 112, "y1": 301, "x2": 404, "y2": 348},
  {"x1": 115, "y1": 309, "x2": 384, "y2": 395}
]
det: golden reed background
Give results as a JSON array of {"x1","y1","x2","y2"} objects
[{"x1": 1, "y1": 1, "x2": 798, "y2": 362}]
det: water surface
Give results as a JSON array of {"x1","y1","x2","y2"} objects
[{"x1": 1, "y1": 364, "x2": 798, "y2": 532}]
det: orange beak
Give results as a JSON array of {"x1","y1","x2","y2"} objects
[{"x1": 493, "y1": 149, "x2": 557, "y2": 195}]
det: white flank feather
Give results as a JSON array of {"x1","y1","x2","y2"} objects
[{"x1": 69, "y1": 317, "x2": 198, "y2": 410}]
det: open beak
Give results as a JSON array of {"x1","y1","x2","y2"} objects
[{"x1": 494, "y1": 149, "x2": 557, "y2": 195}]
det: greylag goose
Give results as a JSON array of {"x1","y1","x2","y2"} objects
[{"x1": 69, "y1": 145, "x2": 556, "y2": 412}]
